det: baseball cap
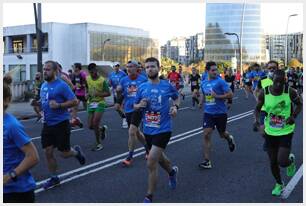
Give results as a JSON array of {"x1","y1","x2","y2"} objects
[{"x1": 127, "y1": 60, "x2": 139, "y2": 67}]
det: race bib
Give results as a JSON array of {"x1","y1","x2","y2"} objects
[
  {"x1": 205, "y1": 94, "x2": 216, "y2": 105},
  {"x1": 288, "y1": 81, "x2": 294, "y2": 86},
  {"x1": 89, "y1": 102, "x2": 99, "y2": 109},
  {"x1": 245, "y1": 78, "x2": 250, "y2": 82},
  {"x1": 191, "y1": 81, "x2": 197, "y2": 86},
  {"x1": 145, "y1": 111, "x2": 161, "y2": 128},
  {"x1": 227, "y1": 82, "x2": 232, "y2": 86},
  {"x1": 269, "y1": 114, "x2": 286, "y2": 129}
]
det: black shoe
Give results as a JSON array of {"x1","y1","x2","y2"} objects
[
  {"x1": 253, "y1": 122, "x2": 258, "y2": 132},
  {"x1": 227, "y1": 135, "x2": 236, "y2": 152},
  {"x1": 198, "y1": 159, "x2": 212, "y2": 169},
  {"x1": 74, "y1": 145, "x2": 86, "y2": 165}
]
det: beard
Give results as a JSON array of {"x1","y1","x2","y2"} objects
[{"x1": 148, "y1": 72, "x2": 158, "y2": 80}]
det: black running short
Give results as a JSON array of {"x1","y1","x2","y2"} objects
[
  {"x1": 126, "y1": 111, "x2": 142, "y2": 128},
  {"x1": 76, "y1": 95, "x2": 86, "y2": 102},
  {"x1": 264, "y1": 132, "x2": 293, "y2": 149},
  {"x1": 41, "y1": 120, "x2": 71, "y2": 151},
  {"x1": 191, "y1": 86, "x2": 200, "y2": 92},
  {"x1": 203, "y1": 113, "x2": 227, "y2": 133},
  {"x1": 144, "y1": 132, "x2": 172, "y2": 150}
]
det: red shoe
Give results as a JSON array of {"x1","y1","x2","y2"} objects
[{"x1": 122, "y1": 158, "x2": 133, "y2": 167}]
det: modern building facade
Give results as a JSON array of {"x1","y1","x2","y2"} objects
[
  {"x1": 204, "y1": 3, "x2": 267, "y2": 66},
  {"x1": 3, "y1": 22, "x2": 159, "y2": 82},
  {"x1": 266, "y1": 32, "x2": 303, "y2": 63}
]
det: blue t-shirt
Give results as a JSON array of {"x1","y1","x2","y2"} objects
[
  {"x1": 3, "y1": 113, "x2": 36, "y2": 193},
  {"x1": 201, "y1": 71, "x2": 208, "y2": 81},
  {"x1": 40, "y1": 78, "x2": 76, "y2": 126},
  {"x1": 244, "y1": 71, "x2": 252, "y2": 83},
  {"x1": 119, "y1": 75, "x2": 148, "y2": 113},
  {"x1": 108, "y1": 70, "x2": 127, "y2": 93},
  {"x1": 201, "y1": 77, "x2": 230, "y2": 114},
  {"x1": 140, "y1": 70, "x2": 148, "y2": 79},
  {"x1": 135, "y1": 80, "x2": 179, "y2": 135},
  {"x1": 250, "y1": 70, "x2": 266, "y2": 89}
]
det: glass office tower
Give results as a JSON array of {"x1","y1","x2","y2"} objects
[{"x1": 204, "y1": 3, "x2": 267, "y2": 65}]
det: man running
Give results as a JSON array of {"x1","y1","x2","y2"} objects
[
  {"x1": 224, "y1": 68, "x2": 236, "y2": 109},
  {"x1": 178, "y1": 64, "x2": 185, "y2": 100},
  {"x1": 250, "y1": 63, "x2": 266, "y2": 100},
  {"x1": 40, "y1": 60, "x2": 86, "y2": 189},
  {"x1": 167, "y1": 65, "x2": 181, "y2": 91},
  {"x1": 189, "y1": 67, "x2": 201, "y2": 109},
  {"x1": 253, "y1": 60, "x2": 278, "y2": 134},
  {"x1": 116, "y1": 60, "x2": 149, "y2": 166},
  {"x1": 134, "y1": 57, "x2": 179, "y2": 203},
  {"x1": 254, "y1": 69, "x2": 302, "y2": 196},
  {"x1": 86, "y1": 63, "x2": 110, "y2": 151},
  {"x1": 198, "y1": 61, "x2": 236, "y2": 169},
  {"x1": 242, "y1": 67, "x2": 253, "y2": 99},
  {"x1": 108, "y1": 63, "x2": 128, "y2": 128},
  {"x1": 30, "y1": 72, "x2": 43, "y2": 122},
  {"x1": 287, "y1": 68, "x2": 299, "y2": 90},
  {"x1": 70, "y1": 63, "x2": 87, "y2": 128}
]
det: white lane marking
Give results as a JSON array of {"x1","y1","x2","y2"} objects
[
  {"x1": 35, "y1": 111, "x2": 253, "y2": 193},
  {"x1": 233, "y1": 97, "x2": 238, "y2": 100},
  {"x1": 31, "y1": 109, "x2": 254, "y2": 141},
  {"x1": 281, "y1": 164, "x2": 303, "y2": 199}
]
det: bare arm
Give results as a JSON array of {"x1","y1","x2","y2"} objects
[
  {"x1": 286, "y1": 87, "x2": 303, "y2": 124},
  {"x1": 3, "y1": 142, "x2": 39, "y2": 185},
  {"x1": 254, "y1": 89, "x2": 264, "y2": 124}
]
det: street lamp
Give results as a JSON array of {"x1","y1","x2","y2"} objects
[
  {"x1": 285, "y1": 14, "x2": 298, "y2": 67},
  {"x1": 102, "y1": 38, "x2": 111, "y2": 61},
  {"x1": 224, "y1": 32, "x2": 241, "y2": 74}
]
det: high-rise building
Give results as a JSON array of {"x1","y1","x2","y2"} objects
[
  {"x1": 266, "y1": 33, "x2": 303, "y2": 63},
  {"x1": 204, "y1": 3, "x2": 267, "y2": 67}
]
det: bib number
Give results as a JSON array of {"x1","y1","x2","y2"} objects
[
  {"x1": 205, "y1": 94, "x2": 216, "y2": 105},
  {"x1": 269, "y1": 114, "x2": 285, "y2": 129},
  {"x1": 145, "y1": 111, "x2": 161, "y2": 128},
  {"x1": 89, "y1": 102, "x2": 99, "y2": 109}
]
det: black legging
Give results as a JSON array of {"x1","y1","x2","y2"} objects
[{"x1": 267, "y1": 146, "x2": 292, "y2": 184}]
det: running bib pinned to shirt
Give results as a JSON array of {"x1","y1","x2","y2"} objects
[
  {"x1": 191, "y1": 81, "x2": 198, "y2": 86},
  {"x1": 145, "y1": 111, "x2": 161, "y2": 128},
  {"x1": 205, "y1": 94, "x2": 216, "y2": 105},
  {"x1": 89, "y1": 102, "x2": 99, "y2": 109},
  {"x1": 269, "y1": 114, "x2": 286, "y2": 129}
]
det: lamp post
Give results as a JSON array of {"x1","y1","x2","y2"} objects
[
  {"x1": 102, "y1": 38, "x2": 111, "y2": 61},
  {"x1": 224, "y1": 32, "x2": 241, "y2": 74},
  {"x1": 285, "y1": 14, "x2": 298, "y2": 67}
]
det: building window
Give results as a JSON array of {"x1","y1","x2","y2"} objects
[
  {"x1": 30, "y1": 64, "x2": 38, "y2": 80},
  {"x1": 8, "y1": 64, "x2": 26, "y2": 82},
  {"x1": 12, "y1": 38, "x2": 24, "y2": 53}
]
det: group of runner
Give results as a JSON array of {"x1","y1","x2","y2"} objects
[{"x1": 3, "y1": 58, "x2": 302, "y2": 203}]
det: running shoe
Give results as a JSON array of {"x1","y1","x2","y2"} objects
[
  {"x1": 168, "y1": 166, "x2": 178, "y2": 190},
  {"x1": 287, "y1": 153, "x2": 296, "y2": 177},
  {"x1": 272, "y1": 183, "x2": 284, "y2": 196},
  {"x1": 74, "y1": 145, "x2": 86, "y2": 165},
  {"x1": 100, "y1": 125, "x2": 108, "y2": 140},
  {"x1": 122, "y1": 157, "x2": 133, "y2": 167},
  {"x1": 122, "y1": 118, "x2": 128, "y2": 129},
  {"x1": 91, "y1": 144, "x2": 104, "y2": 151},
  {"x1": 143, "y1": 197, "x2": 152, "y2": 203},
  {"x1": 43, "y1": 176, "x2": 60, "y2": 190},
  {"x1": 227, "y1": 135, "x2": 236, "y2": 152},
  {"x1": 198, "y1": 159, "x2": 212, "y2": 169}
]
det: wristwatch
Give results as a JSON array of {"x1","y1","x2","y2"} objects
[{"x1": 8, "y1": 170, "x2": 17, "y2": 182}]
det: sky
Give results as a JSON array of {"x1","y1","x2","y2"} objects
[{"x1": 2, "y1": 2, "x2": 304, "y2": 45}]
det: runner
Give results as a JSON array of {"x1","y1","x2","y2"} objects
[
  {"x1": 178, "y1": 64, "x2": 186, "y2": 100},
  {"x1": 134, "y1": 57, "x2": 179, "y2": 203},
  {"x1": 115, "y1": 60, "x2": 150, "y2": 166},
  {"x1": 70, "y1": 63, "x2": 87, "y2": 128},
  {"x1": 253, "y1": 60, "x2": 278, "y2": 134},
  {"x1": 40, "y1": 60, "x2": 86, "y2": 189},
  {"x1": 86, "y1": 63, "x2": 111, "y2": 151},
  {"x1": 250, "y1": 63, "x2": 266, "y2": 100},
  {"x1": 189, "y1": 67, "x2": 201, "y2": 109},
  {"x1": 30, "y1": 72, "x2": 43, "y2": 122},
  {"x1": 242, "y1": 67, "x2": 253, "y2": 99},
  {"x1": 287, "y1": 67, "x2": 299, "y2": 90},
  {"x1": 3, "y1": 75, "x2": 39, "y2": 203},
  {"x1": 198, "y1": 61, "x2": 236, "y2": 169},
  {"x1": 254, "y1": 69, "x2": 302, "y2": 196},
  {"x1": 167, "y1": 65, "x2": 181, "y2": 91},
  {"x1": 224, "y1": 68, "x2": 236, "y2": 109},
  {"x1": 108, "y1": 63, "x2": 128, "y2": 129}
]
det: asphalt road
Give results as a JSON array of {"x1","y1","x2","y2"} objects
[{"x1": 20, "y1": 89, "x2": 303, "y2": 203}]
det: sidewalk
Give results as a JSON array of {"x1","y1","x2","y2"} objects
[{"x1": 7, "y1": 85, "x2": 191, "y2": 120}]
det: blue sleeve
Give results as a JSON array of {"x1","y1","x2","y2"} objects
[
  {"x1": 220, "y1": 79, "x2": 230, "y2": 93},
  {"x1": 10, "y1": 119, "x2": 31, "y2": 149},
  {"x1": 61, "y1": 82, "x2": 76, "y2": 101}
]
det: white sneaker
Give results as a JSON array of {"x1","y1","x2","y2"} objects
[{"x1": 122, "y1": 118, "x2": 128, "y2": 129}]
